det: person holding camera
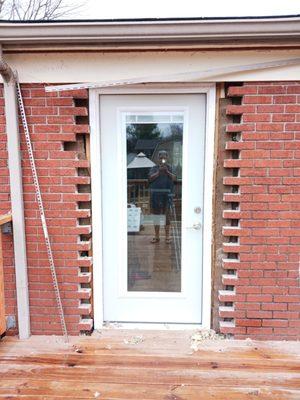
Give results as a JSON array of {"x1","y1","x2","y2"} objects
[{"x1": 148, "y1": 150, "x2": 176, "y2": 244}]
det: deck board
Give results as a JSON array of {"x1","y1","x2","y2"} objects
[{"x1": 0, "y1": 331, "x2": 299, "y2": 399}]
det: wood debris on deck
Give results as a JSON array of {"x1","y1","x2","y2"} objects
[{"x1": 0, "y1": 330, "x2": 299, "y2": 399}]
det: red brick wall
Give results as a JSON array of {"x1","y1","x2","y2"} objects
[
  {"x1": 221, "y1": 82, "x2": 300, "y2": 340},
  {"x1": 1, "y1": 84, "x2": 92, "y2": 335}
]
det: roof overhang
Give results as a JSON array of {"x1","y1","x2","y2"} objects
[{"x1": 1, "y1": 15, "x2": 300, "y2": 51}]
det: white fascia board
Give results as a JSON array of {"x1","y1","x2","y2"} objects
[{"x1": 45, "y1": 57, "x2": 300, "y2": 92}]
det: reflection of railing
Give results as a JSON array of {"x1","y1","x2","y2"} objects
[
  {"x1": 127, "y1": 179, "x2": 149, "y2": 207},
  {"x1": 0, "y1": 213, "x2": 12, "y2": 336},
  {"x1": 127, "y1": 179, "x2": 182, "y2": 218}
]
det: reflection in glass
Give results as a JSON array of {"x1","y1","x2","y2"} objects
[{"x1": 127, "y1": 113, "x2": 183, "y2": 292}]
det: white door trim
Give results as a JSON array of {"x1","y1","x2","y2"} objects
[{"x1": 89, "y1": 83, "x2": 216, "y2": 330}]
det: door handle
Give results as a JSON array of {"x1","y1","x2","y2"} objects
[{"x1": 186, "y1": 223, "x2": 201, "y2": 230}]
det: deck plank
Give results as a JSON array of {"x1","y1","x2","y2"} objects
[{"x1": 0, "y1": 384, "x2": 299, "y2": 400}]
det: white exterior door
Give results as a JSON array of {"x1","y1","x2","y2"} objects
[{"x1": 100, "y1": 93, "x2": 207, "y2": 324}]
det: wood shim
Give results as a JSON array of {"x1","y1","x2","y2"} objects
[{"x1": 45, "y1": 57, "x2": 300, "y2": 92}]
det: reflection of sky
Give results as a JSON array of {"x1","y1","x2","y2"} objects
[{"x1": 157, "y1": 123, "x2": 183, "y2": 138}]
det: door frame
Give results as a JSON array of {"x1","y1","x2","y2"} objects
[{"x1": 89, "y1": 83, "x2": 216, "y2": 330}]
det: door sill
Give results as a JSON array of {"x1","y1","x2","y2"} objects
[{"x1": 100, "y1": 322, "x2": 204, "y2": 330}]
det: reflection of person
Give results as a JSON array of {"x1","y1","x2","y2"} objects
[{"x1": 148, "y1": 150, "x2": 176, "y2": 244}]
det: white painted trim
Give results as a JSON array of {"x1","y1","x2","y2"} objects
[
  {"x1": 46, "y1": 57, "x2": 300, "y2": 93},
  {"x1": 89, "y1": 89, "x2": 104, "y2": 326},
  {"x1": 4, "y1": 80, "x2": 30, "y2": 339},
  {"x1": 201, "y1": 85, "x2": 216, "y2": 329},
  {"x1": 101, "y1": 322, "x2": 204, "y2": 330},
  {"x1": 91, "y1": 83, "x2": 215, "y2": 330}
]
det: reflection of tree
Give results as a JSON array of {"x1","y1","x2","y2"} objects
[
  {"x1": 127, "y1": 124, "x2": 160, "y2": 153},
  {"x1": 170, "y1": 124, "x2": 183, "y2": 138}
]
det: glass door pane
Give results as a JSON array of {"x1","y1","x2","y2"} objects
[{"x1": 126, "y1": 112, "x2": 183, "y2": 292}]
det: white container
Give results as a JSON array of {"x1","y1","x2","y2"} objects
[{"x1": 127, "y1": 204, "x2": 142, "y2": 232}]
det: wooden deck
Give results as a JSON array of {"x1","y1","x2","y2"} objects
[{"x1": 0, "y1": 330, "x2": 299, "y2": 399}]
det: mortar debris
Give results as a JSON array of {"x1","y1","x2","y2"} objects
[
  {"x1": 190, "y1": 329, "x2": 225, "y2": 351},
  {"x1": 248, "y1": 389, "x2": 260, "y2": 396},
  {"x1": 103, "y1": 322, "x2": 122, "y2": 329},
  {"x1": 72, "y1": 344, "x2": 82, "y2": 353},
  {"x1": 75, "y1": 347, "x2": 83, "y2": 353},
  {"x1": 124, "y1": 335, "x2": 144, "y2": 345},
  {"x1": 93, "y1": 330, "x2": 103, "y2": 339}
]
